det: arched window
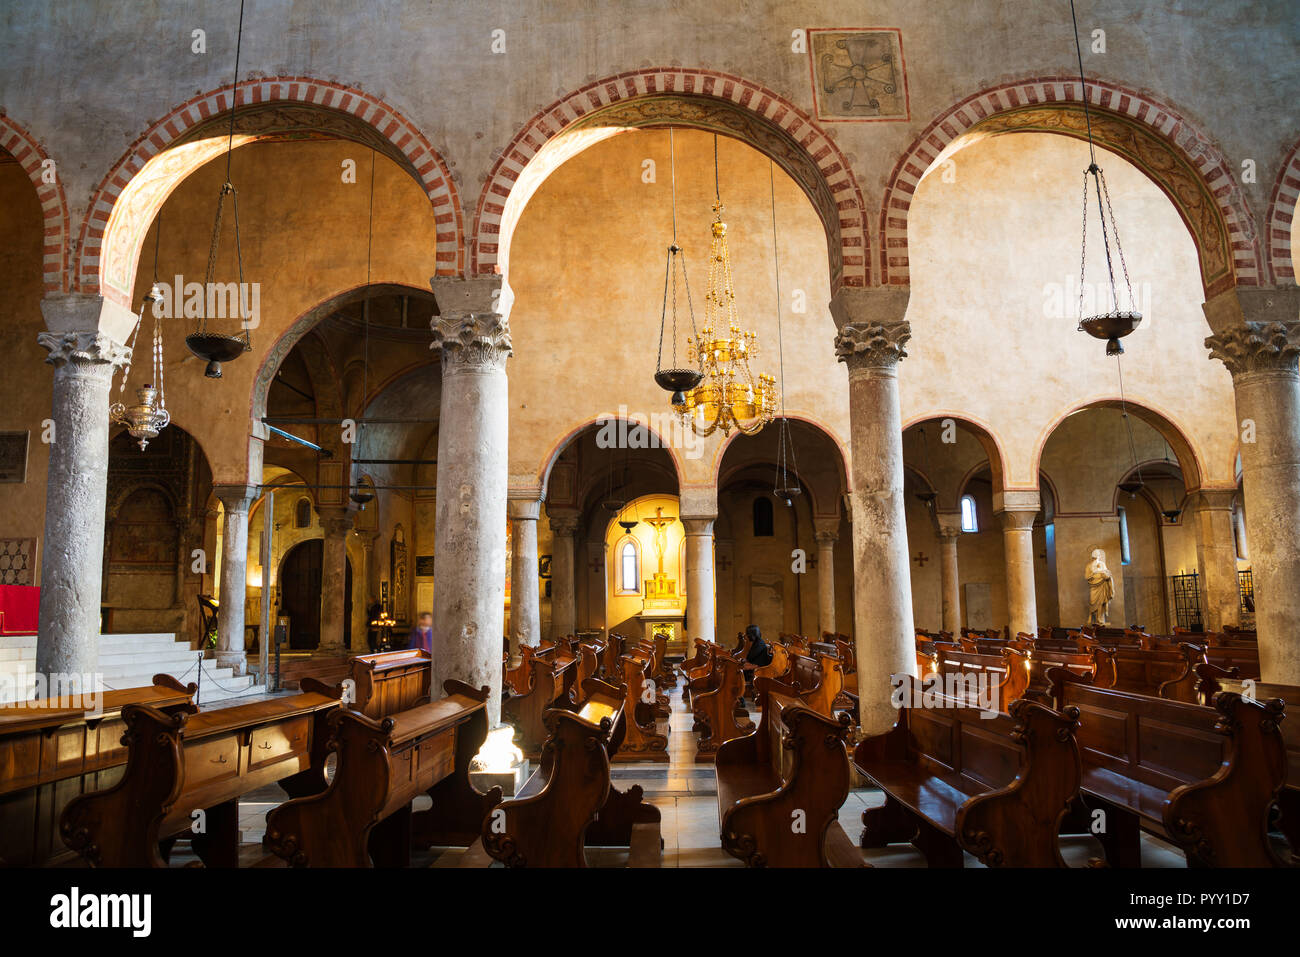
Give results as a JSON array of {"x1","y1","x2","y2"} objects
[
  {"x1": 960, "y1": 494, "x2": 978, "y2": 533},
  {"x1": 752, "y1": 497, "x2": 774, "y2": 537},
  {"x1": 615, "y1": 537, "x2": 640, "y2": 595},
  {"x1": 295, "y1": 497, "x2": 312, "y2": 529}
]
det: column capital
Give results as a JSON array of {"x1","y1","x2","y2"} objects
[
  {"x1": 41, "y1": 291, "x2": 138, "y2": 344},
  {"x1": 834, "y1": 321, "x2": 911, "y2": 371},
  {"x1": 508, "y1": 497, "x2": 542, "y2": 522},
  {"x1": 431, "y1": 312, "x2": 512, "y2": 373},
  {"x1": 996, "y1": 508, "x2": 1038, "y2": 532},
  {"x1": 37, "y1": 330, "x2": 131, "y2": 370},
  {"x1": 1201, "y1": 285, "x2": 1300, "y2": 335},
  {"x1": 213, "y1": 484, "x2": 257, "y2": 511},
  {"x1": 430, "y1": 275, "x2": 513, "y2": 318},
  {"x1": 992, "y1": 489, "x2": 1041, "y2": 515},
  {"x1": 548, "y1": 511, "x2": 580, "y2": 536},
  {"x1": 813, "y1": 516, "x2": 840, "y2": 544},
  {"x1": 937, "y1": 525, "x2": 963, "y2": 543},
  {"x1": 1194, "y1": 488, "x2": 1238, "y2": 512},
  {"x1": 1205, "y1": 321, "x2": 1300, "y2": 377},
  {"x1": 682, "y1": 517, "x2": 715, "y2": 536}
]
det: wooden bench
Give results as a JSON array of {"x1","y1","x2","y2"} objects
[
  {"x1": 1103, "y1": 642, "x2": 1203, "y2": 701},
  {"x1": 854, "y1": 674, "x2": 1082, "y2": 867},
  {"x1": 350, "y1": 648, "x2": 431, "y2": 718},
  {"x1": 0, "y1": 675, "x2": 196, "y2": 866},
  {"x1": 1049, "y1": 668, "x2": 1289, "y2": 867},
  {"x1": 265, "y1": 681, "x2": 499, "y2": 867},
  {"x1": 503, "y1": 651, "x2": 577, "y2": 756},
  {"x1": 1196, "y1": 665, "x2": 1299, "y2": 860},
  {"x1": 60, "y1": 683, "x2": 342, "y2": 867},
  {"x1": 693, "y1": 653, "x2": 753, "y2": 761},
  {"x1": 482, "y1": 677, "x2": 661, "y2": 866},
  {"x1": 923, "y1": 642, "x2": 1029, "y2": 712},
  {"x1": 779, "y1": 650, "x2": 846, "y2": 718},
  {"x1": 504, "y1": 642, "x2": 555, "y2": 696},
  {"x1": 612, "y1": 653, "x2": 669, "y2": 761},
  {"x1": 716, "y1": 676, "x2": 864, "y2": 867},
  {"x1": 1203, "y1": 643, "x2": 1261, "y2": 679},
  {"x1": 1024, "y1": 644, "x2": 1115, "y2": 700}
]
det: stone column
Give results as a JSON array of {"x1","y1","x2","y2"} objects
[
  {"x1": 813, "y1": 518, "x2": 839, "y2": 636},
  {"x1": 508, "y1": 498, "x2": 541, "y2": 650},
  {"x1": 548, "y1": 512, "x2": 578, "y2": 640},
  {"x1": 318, "y1": 509, "x2": 353, "y2": 654},
  {"x1": 832, "y1": 288, "x2": 915, "y2": 735},
  {"x1": 996, "y1": 492, "x2": 1041, "y2": 640},
  {"x1": 683, "y1": 517, "x2": 716, "y2": 642},
  {"x1": 1232, "y1": 498, "x2": 1249, "y2": 561},
  {"x1": 429, "y1": 277, "x2": 512, "y2": 725},
  {"x1": 936, "y1": 520, "x2": 962, "y2": 636},
  {"x1": 1205, "y1": 288, "x2": 1300, "y2": 682},
  {"x1": 214, "y1": 485, "x2": 256, "y2": 675},
  {"x1": 1193, "y1": 489, "x2": 1241, "y2": 632},
  {"x1": 35, "y1": 302, "x2": 132, "y2": 685}
]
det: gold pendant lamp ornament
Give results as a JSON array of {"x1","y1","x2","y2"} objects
[
  {"x1": 674, "y1": 134, "x2": 778, "y2": 437},
  {"x1": 111, "y1": 214, "x2": 170, "y2": 451},
  {"x1": 653, "y1": 128, "x2": 703, "y2": 405}
]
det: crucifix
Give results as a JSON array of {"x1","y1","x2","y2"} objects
[
  {"x1": 643, "y1": 506, "x2": 676, "y2": 575},
  {"x1": 913, "y1": 552, "x2": 929, "y2": 567}
]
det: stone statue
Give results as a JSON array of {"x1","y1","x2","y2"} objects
[{"x1": 1085, "y1": 548, "x2": 1114, "y2": 625}]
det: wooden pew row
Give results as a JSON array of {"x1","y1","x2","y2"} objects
[
  {"x1": 1049, "y1": 668, "x2": 1290, "y2": 867},
  {"x1": 350, "y1": 648, "x2": 431, "y2": 719},
  {"x1": 503, "y1": 651, "x2": 578, "y2": 757},
  {"x1": 612, "y1": 651, "x2": 670, "y2": 761},
  {"x1": 0, "y1": 675, "x2": 197, "y2": 867},
  {"x1": 504, "y1": 641, "x2": 556, "y2": 697},
  {"x1": 921, "y1": 642, "x2": 1029, "y2": 713},
  {"x1": 854, "y1": 675, "x2": 1082, "y2": 867},
  {"x1": 1196, "y1": 664, "x2": 1299, "y2": 860},
  {"x1": 716, "y1": 675, "x2": 865, "y2": 867},
  {"x1": 693, "y1": 652, "x2": 753, "y2": 762},
  {"x1": 265, "y1": 681, "x2": 500, "y2": 867},
  {"x1": 60, "y1": 680, "x2": 343, "y2": 867},
  {"x1": 481, "y1": 677, "x2": 661, "y2": 867}
]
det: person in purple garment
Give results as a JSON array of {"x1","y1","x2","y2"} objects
[{"x1": 407, "y1": 612, "x2": 433, "y2": 654}]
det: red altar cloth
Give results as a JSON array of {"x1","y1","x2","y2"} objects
[{"x1": 0, "y1": 584, "x2": 39, "y2": 635}]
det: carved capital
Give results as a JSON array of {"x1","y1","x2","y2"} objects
[
  {"x1": 814, "y1": 530, "x2": 838, "y2": 548},
  {"x1": 996, "y1": 508, "x2": 1038, "y2": 533},
  {"x1": 834, "y1": 321, "x2": 911, "y2": 370},
  {"x1": 548, "y1": 513, "x2": 580, "y2": 537},
  {"x1": 1205, "y1": 321, "x2": 1300, "y2": 377},
  {"x1": 431, "y1": 313, "x2": 512, "y2": 373},
  {"x1": 213, "y1": 484, "x2": 257, "y2": 513},
  {"x1": 37, "y1": 331, "x2": 131, "y2": 370},
  {"x1": 319, "y1": 511, "x2": 355, "y2": 539}
]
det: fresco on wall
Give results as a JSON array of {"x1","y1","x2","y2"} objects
[{"x1": 808, "y1": 28, "x2": 909, "y2": 121}]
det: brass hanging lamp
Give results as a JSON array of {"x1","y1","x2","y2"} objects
[
  {"x1": 184, "y1": 0, "x2": 253, "y2": 378},
  {"x1": 653, "y1": 128, "x2": 703, "y2": 405},
  {"x1": 350, "y1": 150, "x2": 378, "y2": 509},
  {"x1": 673, "y1": 135, "x2": 778, "y2": 437},
  {"x1": 111, "y1": 216, "x2": 170, "y2": 450},
  {"x1": 767, "y1": 160, "x2": 800, "y2": 506}
]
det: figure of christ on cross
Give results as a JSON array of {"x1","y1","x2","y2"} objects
[{"x1": 644, "y1": 506, "x2": 677, "y2": 576}]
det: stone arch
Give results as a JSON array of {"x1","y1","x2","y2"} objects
[
  {"x1": 474, "y1": 67, "x2": 871, "y2": 290},
  {"x1": 1031, "y1": 397, "x2": 1207, "y2": 494},
  {"x1": 0, "y1": 113, "x2": 70, "y2": 293},
  {"x1": 901, "y1": 412, "x2": 1009, "y2": 497},
  {"x1": 75, "y1": 77, "x2": 463, "y2": 308},
  {"x1": 535, "y1": 414, "x2": 686, "y2": 499},
  {"x1": 713, "y1": 414, "x2": 852, "y2": 518},
  {"x1": 1265, "y1": 136, "x2": 1300, "y2": 284},
  {"x1": 880, "y1": 76, "x2": 1260, "y2": 297}
]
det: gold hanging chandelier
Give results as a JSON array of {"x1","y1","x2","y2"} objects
[{"x1": 672, "y1": 138, "x2": 777, "y2": 437}]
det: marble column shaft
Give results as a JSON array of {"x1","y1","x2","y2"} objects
[
  {"x1": 430, "y1": 281, "x2": 511, "y2": 726},
  {"x1": 548, "y1": 513, "x2": 578, "y2": 640},
  {"x1": 1205, "y1": 297, "x2": 1300, "y2": 683},
  {"x1": 35, "y1": 325, "x2": 130, "y2": 683},
  {"x1": 508, "y1": 499, "x2": 541, "y2": 651},
  {"x1": 214, "y1": 486, "x2": 256, "y2": 675},
  {"x1": 997, "y1": 506, "x2": 1039, "y2": 639},
  {"x1": 833, "y1": 290, "x2": 915, "y2": 735},
  {"x1": 318, "y1": 510, "x2": 353, "y2": 654},
  {"x1": 936, "y1": 524, "x2": 962, "y2": 636},
  {"x1": 813, "y1": 520, "x2": 838, "y2": 636},
  {"x1": 1193, "y1": 490, "x2": 1241, "y2": 632},
  {"x1": 683, "y1": 517, "x2": 716, "y2": 643}
]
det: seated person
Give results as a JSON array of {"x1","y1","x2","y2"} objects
[
  {"x1": 407, "y1": 611, "x2": 433, "y2": 654},
  {"x1": 743, "y1": 623, "x2": 773, "y2": 668}
]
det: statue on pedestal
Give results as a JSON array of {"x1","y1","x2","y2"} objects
[{"x1": 1085, "y1": 548, "x2": 1114, "y2": 625}]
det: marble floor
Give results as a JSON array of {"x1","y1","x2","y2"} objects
[{"x1": 203, "y1": 675, "x2": 1189, "y2": 868}]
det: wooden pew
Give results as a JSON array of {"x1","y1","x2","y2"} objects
[
  {"x1": 647, "y1": 630, "x2": 677, "y2": 689},
  {"x1": 1024, "y1": 644, "x2": 1115, "y2": 700},
  {"x1": 779, "y1": 651, "x2": 846, "y2": 718},
  {"x1": 573, "y1": 637, "x2": 605, "y2": 692},
  {"x1": 1049, "y1": 668, "x2": 1289, "y2": 867},
  {"x1": 504, "y1": 642, "x2": 555, "y2": 697},
  {"x1": 1105, "y1": 642, "x2": 1203, "y2": 701},
  {"x1": 60, "y1": 683, "x2": 342, "y2": 867},
  {"x1": 612, "y1": 653, "x2": 669, "y2": 761},
  {"x1": 0, "y1": 676, "x2": 196, "y2": 866},
  {"x1": 924, "y1": 642, "x2": 1029, "y2": 713},
  {"x1": 1203, "y1": 643, "x2": 1261, "y2": 679},
  {"x1": 854, "y1": 675, "x2": 1083, "y2": 867},
  {"x1": 752, "y1": 640, "x2": 791, "y2": 683},
  {"x1": 503, "y1": 652, "x2": 578, "y2": 756},
  {"x1": 265, "y1": 681, "x2": 499, "y2": 867},
  {"x1": 350, "y1": 648, "x2": 431, "y2": 718},
  {"x1": 716, "y1": 676, "x2": 865, "y2": 867},
  {"x1": 693, "y1": 653, "x2": 753, "y2": 762},
  {"x1": 483, "y1": 677, "x2": 660, "y2": 866},
  {"x1": 1196, "y1": 665, "x2": 1299, "y2": 859}
]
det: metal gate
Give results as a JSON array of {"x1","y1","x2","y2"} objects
[
  {"x1": 1238, "y1": 568, "x2": 1254, "y2": 614},
  {"x1": 1171, "y1": 572, "x2": 1202, "y2": 631}
]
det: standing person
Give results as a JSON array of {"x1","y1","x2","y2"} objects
[{"x1": 407, "y1": 611, "x2": 434, "y2": 655}]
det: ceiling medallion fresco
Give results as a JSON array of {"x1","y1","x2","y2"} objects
[{"x1": 808, "y1": 28, "x2": 910, "y2": 122}]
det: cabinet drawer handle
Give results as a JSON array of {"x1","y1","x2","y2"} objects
[
  {"x1": 258, "y1": 742, "x2": 273, "y2": 750},
  {"x1": 211, "y1": 754, "x2": 228, "y2": 764}
]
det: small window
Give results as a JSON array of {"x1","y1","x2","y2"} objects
[
  {"x1": 960, "y1": 494, "x2": 978, "y2": 533},
  {"x1": 1118, "y1": 506, "x2": 1131, "y2": 565},
  {"x1": 618, "y1": 539, "x2": 640, "y2": 594},
  {"x1": 295, "y1": 497, "x2": 312, "y2": 529},
  {"x1": 752, "y1": 497, "x2": 774, "y2": 537}
]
